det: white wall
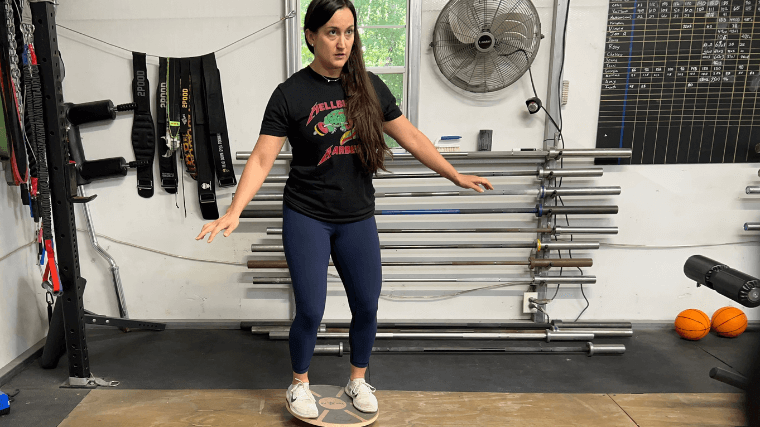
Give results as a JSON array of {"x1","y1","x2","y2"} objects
[
  {"x1": 46, "y1": 0, "x2": 758, "y2": 327},
  {"x1": 418, "y1": 0, "x2": 760, "y2": 321},
  {"x1": 56, "y1": 0, "x2": 291, "y2": 322},
  {"x1": 0, "y1": 169, "x2": 48, "y2": 370},
  {"x1": 554, "y1": 0, "x2": 760, "y2": 320}
]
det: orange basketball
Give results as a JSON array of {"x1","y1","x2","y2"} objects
[
  {"x1": 711, "y1": 306, "x2": 734, "y2": 328},
  {"x1": 674, "y1": 309, "x2": 711, "y2": 340},
  {"x1": 711, "y1": 307, "x2": 747, "y2": 338}
]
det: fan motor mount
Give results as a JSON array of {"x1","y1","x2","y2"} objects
[{"x1": 476, "y1": 32, "x2": 495, "y2": 53}]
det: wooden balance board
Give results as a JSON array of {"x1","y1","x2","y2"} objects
[{"x1": 286, "y1": 384, "x2": 378, "y2": 426}]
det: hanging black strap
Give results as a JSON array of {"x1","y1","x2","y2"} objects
[
  {"x1": 200, "y1": 53, "x2": 236, "y2": 188},
  {"x1": 157, "y1": 57, "x2": 177, "y2": 194},
  {"x1": 179, "y1": 58, "x2": 197, "y2": 180},
  {"x1": 190, "y1": 57, "x2": 218, "y2": 220},
  {"x1": 131, "y1": 52, "x2": 155, "y2": 198}
]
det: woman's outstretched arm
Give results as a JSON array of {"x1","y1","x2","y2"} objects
[
  {"x1": 383, "y1": 115, "x2": 494, "y2": 192},
  {"x1": 196, "y1": 134, "x2": 286, "y2": 242}
]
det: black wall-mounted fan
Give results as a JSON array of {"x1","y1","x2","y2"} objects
[{"x1": 431, "y1": 0, "x2": 542, "y2": 94}]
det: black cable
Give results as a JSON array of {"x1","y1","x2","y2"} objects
[
  {"x1": 574, "y1": 284, "x2": 590, "y2": 321},
  {"x1": 180, "y1": 153, "x2": 188, "y2": 217},
  {"x1": 6, "y1": 388, "x2": 20, "y2": 402},
  {"x1": 526, "y1": 63, "x2": 539, "y2": 99},
  {"x1": 557, "y1": 194, "x2": 571, "y2": 258},
  {"x1": 530, "y1": 0, "x2": 569, "y2": 146},
  {"x1": 537, "y1": 0, "x2": 584, "y2": 321},
  {"x1": 534, "y1": 304, "x2": 552, "y2": 323},
  {"x1": 524, "y1": 55, "x2": 564, "y2": 149},
  {"x1": 541, "y1": 104, "x2": 563, "y2": 143},
  {"x1": 550, "y1": 283, "x2": 561, "y2": 300},
  {"x1": 551, "y1": 193, "x2": 563, "y2": 301},
  {"x1": 555, "y1": 194, "x2": 589, "y2": 319},
  {"x1": 510, "y1": 31, "x2": 577, "y2": 316},
  {"x1": 553, "y1": 0, "x2": 570, "y2": 154},
  {"x1": 557, "y1": 0, "x2": 571, "y2": 134},
  {"x1": 554, "y1": 188, "x2": 563, "y2": 276},
  {"x1": 510, "y1": 48, "x2": 566, "y2": 149}
]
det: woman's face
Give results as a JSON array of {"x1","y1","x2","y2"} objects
[{"x1": 307, "y1": 7, "x2": 355, "y2": 75}]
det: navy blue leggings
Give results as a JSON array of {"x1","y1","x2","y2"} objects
[{"x1": 282, "y1": 204, "x2": 382, "y2": 374}]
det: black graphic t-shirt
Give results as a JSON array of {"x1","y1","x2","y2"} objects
[{"x1": 260, "y1": 66, "x2": 402, "y2": 223}]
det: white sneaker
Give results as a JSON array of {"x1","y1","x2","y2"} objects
[
  {"x1": 286, "y1": 379, "x2": 318, "y2": 419},
  {"x1": 345, "y1": 378, "x2": 378, "y2": 413}
]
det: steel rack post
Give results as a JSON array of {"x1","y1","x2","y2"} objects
[
  {"x1": 33, "y1": 2, "x2": 165, "y2": 384},
  {"x1": 534, "y1": 0, "x2": 571, "y2": 323},
  {"x1": 32, "y1": 1, "x2": 90, "y2": 381}
]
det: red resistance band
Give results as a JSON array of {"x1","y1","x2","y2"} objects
[{"x1": 42, "y1": 240, "x2": 61, "y2": 294}]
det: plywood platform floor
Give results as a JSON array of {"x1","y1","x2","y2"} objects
[{"x1": 58, "y1": 389, "x2": 745, "y2": 427}]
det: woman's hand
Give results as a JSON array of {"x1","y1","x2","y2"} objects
[
  {"x1": 453, "y1": 174, "x2": 494, "y2": 193},
  {"x1": 196, "y1": 212, "x2": 240, "y2": 243},
  {"x1": 194, "y1": 135, "x2": 285, "y2": 243}
]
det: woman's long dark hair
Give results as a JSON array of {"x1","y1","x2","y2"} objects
[{"x1": 304, "y1": 0, "x2": 391, "y2": 174}]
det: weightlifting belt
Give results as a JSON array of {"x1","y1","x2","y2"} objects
[
  {"x1": 180, "y1": 58, "x2": 197, "y2": 180},
  {"x1": 200, "y1": 53, "x2": 236, "y2": 187},
  {"x1": 157, "y1": 57, "x2": 177, "y2": 193},
  {"x1": 131, "y1": 52, "x2": 155, "y2": 198},
  {"x1": 167, "y1": 57, "x2": 181, "y2": 155},
  {"x1": 190, "y1": 57, "x2": 219, "y2": 220}
]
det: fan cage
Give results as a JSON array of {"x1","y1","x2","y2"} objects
[{"x1": 432, "y1": 0, "x2": 542, "y2": 94}]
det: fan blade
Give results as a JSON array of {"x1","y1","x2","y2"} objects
[
  {"x1": 471, "y1": 55, "x2": 496, "y2": 83},
  {"x1": 489, "y1": 55, "x2": 511, "y2": 88},
  {"x1": 450, "y1": 47, "x2": 479, "y2": 81},
  {"x1": 491, "y1": 12, "x2": 532, "y2": 39},
  {"x1": 454, "y1": 54, "x2": 496, "y2": 92},
  {"x1": 435, "y1": 16, "x2": 470, "y2": 49},
  {"x1": 434, "y1": 20, "x2": 473, "y2": 74},
  {"x1": 448, "y1": 0, "x2": 480, "y2": 44},
  {"x1": 493, "y1": 11, "x2": 534, "y2": 59}
]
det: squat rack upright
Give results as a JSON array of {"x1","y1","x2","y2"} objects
[{"x1": 32, "y1": 1, "x2": 163, "y2": 387}]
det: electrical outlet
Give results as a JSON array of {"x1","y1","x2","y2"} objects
[{"x1": 523, "y1": 292, "x2": 538, "y2": 313}]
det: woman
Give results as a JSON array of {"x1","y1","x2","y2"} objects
[{"x1": 196, "y1": 0, "x2": 493, "y2": 418}]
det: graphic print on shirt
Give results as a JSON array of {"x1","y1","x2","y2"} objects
[{"x1": 307, "y1": 99, "x2": 357, "y2": 166}]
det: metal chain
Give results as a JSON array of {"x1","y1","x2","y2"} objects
[
  {"x1": 19, "y1": 0, "x2": 33, "y2": 47},
  {"x1": 4, "y1": 0, "x2": 23, "y2": 122}
]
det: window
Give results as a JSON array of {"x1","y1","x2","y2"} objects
[{"x1": 298, "y1": 0, "x2": 410, "y2": 147}]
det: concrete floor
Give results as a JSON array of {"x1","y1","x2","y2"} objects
[{"x1": 0, "y1": 325, "x2": 753, "y2": 427}]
